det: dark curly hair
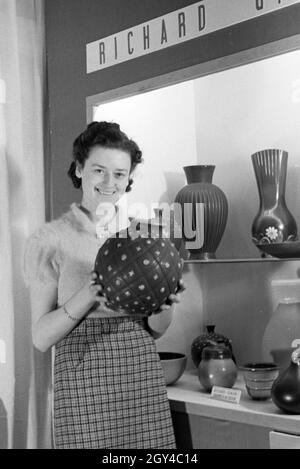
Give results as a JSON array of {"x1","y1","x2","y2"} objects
[{"x1": 68, "y1": 121, "x2": 143, "y2": 192}]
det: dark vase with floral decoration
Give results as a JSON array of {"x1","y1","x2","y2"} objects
[{"x1": 251, "y1": 149, "x2": 297, "y2": 248}]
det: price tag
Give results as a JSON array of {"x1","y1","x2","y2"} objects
[{"x1": 210, "y1": 386, "x2": 242, "y2": 404}]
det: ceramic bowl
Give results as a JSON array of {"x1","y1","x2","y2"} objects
[
  {"x1": 159, "y1": 352, "x2": 187, "y2": 385},
  {"x1": 240, "y1": 362, "x2": 280, "y2": 400}
]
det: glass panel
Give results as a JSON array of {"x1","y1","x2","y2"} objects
[{"x1": 92, "y1": 49, "x2": 300, "y2": 261}]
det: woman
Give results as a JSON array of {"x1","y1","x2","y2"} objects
[{"x1": 24, "y1": 121, "x2": 184, "y2": 449}]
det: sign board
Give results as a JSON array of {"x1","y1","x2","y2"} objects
[{"x1": 86, "y1": 0, "x2": 299, "y2": 73}]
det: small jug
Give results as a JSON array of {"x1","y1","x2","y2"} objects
[
  {"x1": 191, "y1": 324, "x2": 235, "y2": 368},
  {"x1": 197, "y1": 345, "x2": 237, "y2": 392}
]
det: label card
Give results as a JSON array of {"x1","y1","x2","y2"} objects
[{"x1": 210, "y1": 386, "x2": 242, "y2": 404}]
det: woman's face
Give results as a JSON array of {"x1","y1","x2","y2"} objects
[{"x1": 76, "y1": 145, "x2": 131, "y2": 212}]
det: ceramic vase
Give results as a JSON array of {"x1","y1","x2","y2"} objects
[
  {"x1": 262, "y1": 280, "x2": 300, "y2": 373},
  {"x1": 198, "y1": 345, "x2": 237, "y2": 392},
  {"x1": 251, "y1": 149, "x2": 297, "y2": 245},
  {"x1": 191, "y1": 324, "x2": 235, "y2": 368},
  {"x1": 271, "y1": 348, "x2": 300, "y2": 414},
  {"x1": 94, "y1": 220, "x2": 183, "y2": 316},
  {"x1": 262, "y1": 302, "x2": 300, "y2": 372},
  {"x1": 174, "y1": 165, "x2": 228, "y2": 260}
]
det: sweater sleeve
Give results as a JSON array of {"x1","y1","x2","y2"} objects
[{"x1": 23, "y1": 224, "x2": 60, "y2": 286}]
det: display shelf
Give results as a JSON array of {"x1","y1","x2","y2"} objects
[
  {"x1": 167, "y1": 370, "x2": 300, "y2": 435},
  {"x1": 184, "y1": 257, "x2": 300, "y2": 264}
]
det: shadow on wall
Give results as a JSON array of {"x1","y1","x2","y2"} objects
[
  {"x1": 159, "y1": 171, "x2": 186, "y2": 205},
  {"x1": 217, "y1": 157, "x2": 259, "y2": 259},
  {"x1": 0, "y1": 399, "x2": 8, "y2": 449}
]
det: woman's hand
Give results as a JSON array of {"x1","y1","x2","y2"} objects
[
  {"x1": 158, "y1": 278, "x2": 186, "y2": 312},
  {"x1": 147, "y1": 279, "x2": 186, "y2": 339},
  {"x1": 78, "y1": 271, "x2": 108, "y2": 309}
]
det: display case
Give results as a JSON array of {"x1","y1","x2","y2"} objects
[{"x1": 167, "y1": 370, "x2": 300, "y2": 449}]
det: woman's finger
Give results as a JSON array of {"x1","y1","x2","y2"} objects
[
  {"x1": 90, "y1": 283, "x2": 102, "y2": 295},
  {"x1": 90, "y1": 272, "x2": 98, "y2": 284},
  {"x1": 168, "y1": 293, "x2": 178, "y2": 302},
  {"x1": 97, "y1": 295, "x2": 108, "y2": 305},
  {"x1": 176, "y1": 279, "x2": 186, "y2": 293},
  {"x1": 159, "y1": 304, "x2": 171, "y2": 311},
  {"x1": 171, "y1": 296, "x2": 180, "y2": 304}
]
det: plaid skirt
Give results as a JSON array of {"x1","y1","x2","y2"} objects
[{"x1": 53, "y1": 316, "x2": 176, "y2": 449}]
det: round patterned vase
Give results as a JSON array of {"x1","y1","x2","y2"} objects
[
  {"x1": 251, "y1": 149, "x2": 297, "y2": 246},
  {"x1": 94, "y1": 220, "x2": 184, "y2": 317},
  {"x1": 174, "y1": 165, "x2": 228, "y2": 260}
]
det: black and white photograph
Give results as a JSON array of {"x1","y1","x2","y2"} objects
[{"x1": 0, "y1": 0, "x2": 300, "y2": 451}]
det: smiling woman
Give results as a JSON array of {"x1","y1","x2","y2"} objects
[
  {"x1": 68, "y1": 122, "x2": 142, "y2": 201},
  {"x1": 76, "y1": 147, "x2": 131, "y2": 210},
  {"x1": 23, "y1": 121, "x2": 183, "y2": 449}
]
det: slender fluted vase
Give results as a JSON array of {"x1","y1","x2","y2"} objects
[
  {"x1": 251, "y1": 149, "x2": 297, "y2": 245},
  {"x1": 174, "y1": 165, "x2": 228, "y2": 260}
]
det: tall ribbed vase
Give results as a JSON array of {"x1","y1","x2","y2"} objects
[
  {"x1": 174, "y1": 165, "x2": 228, "y2": 260},
  {"x1": 251, "y1": 149, "x2": 297, "y2": 245}
]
